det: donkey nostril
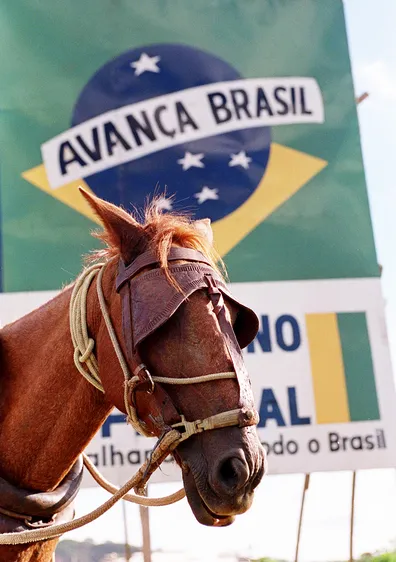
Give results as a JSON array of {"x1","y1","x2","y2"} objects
[{"x1": 218, "y1": 457, "x2": 249, "y2": 491}]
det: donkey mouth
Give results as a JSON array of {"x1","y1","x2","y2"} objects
[{"x1": 182, "y1": 468, "x2": 242, "y2": 527}]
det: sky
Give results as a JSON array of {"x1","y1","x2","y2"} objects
[{"x1": 63, "y1": 1, "x2": 396, "y2": 560}]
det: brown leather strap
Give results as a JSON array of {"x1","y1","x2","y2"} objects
[
  {"x1": 127, "y1": 335, "x2": 183, "y2": 434},
  {"x1": 0, "y1": 457, "x2": 83, "y2": 519},
  {"x1": 117, "y1": 280, "x2": 181, "y2": 434},
  {"x1": 0, "y1": 502, "x2": 76, "y2": 534},
  {"x1": 132, "y1": 383, "x2": 182, "y2": 436},
  {"x1": 116, "y1": 247, "x2": 212, "y2": 291},
  {"x1": 119, "y1": 282, "x2": 134, "y2": 360},
  {"x1": 205, "y1": 275, "x2": 256, "y2": 411}
]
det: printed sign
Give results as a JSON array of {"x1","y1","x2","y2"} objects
[
  {"x1": 242, "y1": 279, "x2": 396, "y2": 474},
  {"x1": 1, "y1": 0, "x2": 395, "y2": 482},
  {"x1": 79, "y1": 279, "x2": 396, "y2": 483}
]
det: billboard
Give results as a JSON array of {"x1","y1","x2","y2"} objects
[{"x1": 1, "y1": 0, "x2": 395, "y2": 482}]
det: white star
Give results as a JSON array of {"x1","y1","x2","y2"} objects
[
  {"x1": 130, "y1": 53, "x2": 161, "y2": 76},
  {"x1": 194, "y1": 186, "x2": 219, "y2": 205},
  {"x1": 154, "y1": 196, "x2": 173, "y2": 212},
  {"x1": 177, "y1": 152, "x2": 205, "y2": 171},
  {"x1": 228, "y1": 151, "x2": 252, "y2": 169}
]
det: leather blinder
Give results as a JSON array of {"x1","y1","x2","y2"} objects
[{"x1": 115, "y1": 248, "x2": 260, "y2": 435}]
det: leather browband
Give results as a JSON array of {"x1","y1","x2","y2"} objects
[{"x1": 116, "y1": 247, "x2": 212, "y2": 291}]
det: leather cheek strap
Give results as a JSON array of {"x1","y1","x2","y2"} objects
[
  {"x1": 132, "y1": 384, "x2": 182, "y2": 436},
  {"x1": 205, "y1": 275, "x2": 254, "y2": 410},
  {"x1": 119, "y1": 282, "x2": 134, "y2": 361},
  {"x1": 118, "y1": 282, "x2": 182, "y2": 436}
]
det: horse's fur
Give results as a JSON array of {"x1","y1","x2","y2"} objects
[{"x1": 0, "y1": 191, "x2": 265, "y2": 561}]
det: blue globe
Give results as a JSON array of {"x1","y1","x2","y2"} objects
[{"x1": 72, "y1": 44, "x2": 271, "y2": 222}]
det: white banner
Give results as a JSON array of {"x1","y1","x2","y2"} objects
[
  {"x1": 1, "y1": 277, "x2": 395, "y2": 487},
  {"x1": 41, "y1": 77, "x2": 324, "y2": 189},
  {"x1": 235, "y1": 277, "x2": 396, "y2": 475}
]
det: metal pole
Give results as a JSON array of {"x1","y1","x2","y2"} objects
[
  {"x1": 139, "y1": 486, "x2": 152, "y2": 562},
  {"x1": 294, "y1": 474, "x2": 310, "y2": 562},
  {"x1": 349, "y1": 471, "x2": 357, "y2": 562},
  {"x1": 122, "y1": 500, "x2": 132, "y2": 562}
]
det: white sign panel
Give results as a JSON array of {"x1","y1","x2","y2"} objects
[
  {"x1": 1, "y1": 276, "x2": 395, "y2": 487},
  {"x1": 236, "y1": 278, "x2": 396, "y2": 474}
]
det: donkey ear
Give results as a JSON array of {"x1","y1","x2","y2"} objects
[
  {"x1": 79, "y1": 187, "x2": 148, "y2": 262},
  {"x1": 194, "y1": 218, "x2": 213, "y2": 245}
]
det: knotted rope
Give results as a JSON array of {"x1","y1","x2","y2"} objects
[{"x1": 70, "y1": 264, "x2": 103, "y2": 391}]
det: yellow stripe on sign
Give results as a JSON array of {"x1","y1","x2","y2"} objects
[
  {"x1": 305, "y1": 313, "x2": 350, "y2": 424},
  {"x1": 21, "y1": 165, "x2": 102, "y2": 226},
  {"x1": 212, "y1": 143, "x2": 328, "y2": 257},
  {"x1": 22, "y1": 143, "x2": 328, "y2": 257}
]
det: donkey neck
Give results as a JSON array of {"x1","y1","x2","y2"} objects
[{"x1": 0, "y1": 273, "x2": 114, "y2": 492}]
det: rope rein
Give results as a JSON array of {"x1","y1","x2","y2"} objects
[
  {"x1": 0, "y1": 430, "x2": 182, "y2": 545},
  {"x1": 0, "y1": 261, "x2": 249, "y2": 545},
  {"x1": 82, "y1": 452, "x2": 185, "y2": 507}
]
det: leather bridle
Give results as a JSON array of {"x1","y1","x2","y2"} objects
[
  {"x1": 0, "y1": 246, "x2": 260, "y2": 537},
  {"x1": 112, "y1": 246, "x2": 260, "y2": 439}
]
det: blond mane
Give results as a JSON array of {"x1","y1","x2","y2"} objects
[{"x1": 89, "y1": 197, "x2": 227, "y2": 286}]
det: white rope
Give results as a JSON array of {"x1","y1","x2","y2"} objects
[
  {"x1": 70, "y1": 264, "x2": 104, "y2": 392},
  {"x1": 174, "y1": 409, "x2": 245, "y2": 442},
  {"x1": 129, "y1": 372, "x2": 236, "y2": 386},
  {"x1": 96, "y1": 266, "x2": 152, "y2": 436},
  {"x1": 0, "y1": 430, "x2": 182, "y2": 545},
  {"x1": 82, "y1": 453, "x2": 185, "y2": 506},
  {"x1": 70, "y1": 263, "x2": 151, "y2": 435}
]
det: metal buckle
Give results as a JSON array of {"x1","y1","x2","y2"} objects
[
  {"x1": 172, "y1": 416, "x2": 204, "y2": 441},
  {"x1": 133, "y1": 363, "x2": 155, "y2": 394},
  {"x1": 127, "y1": 364, "x2": 155, "y2": 415}
]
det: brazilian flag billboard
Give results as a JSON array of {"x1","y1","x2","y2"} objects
[{"x1": 1, "y1": 0, "x2": 395, "y2": 478}]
